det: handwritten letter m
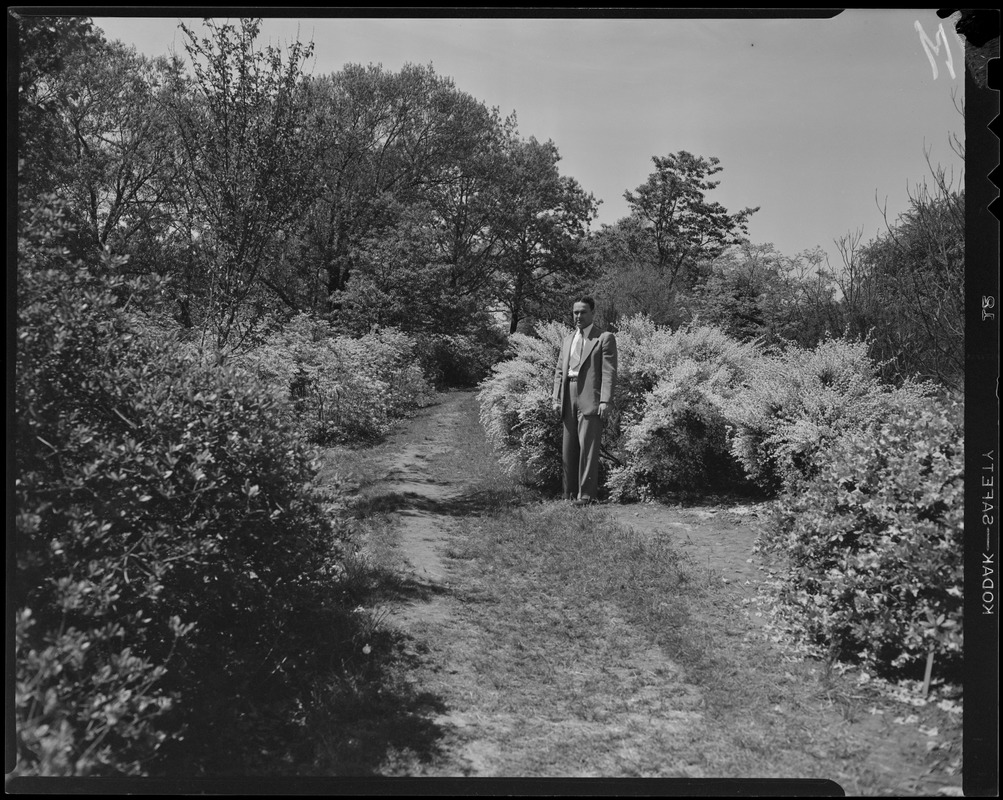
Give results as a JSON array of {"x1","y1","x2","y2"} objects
[{"x1": 915, "y1": 21, "x2": 956, "y2": 80}]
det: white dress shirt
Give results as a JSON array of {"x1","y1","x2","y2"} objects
[{"x1": 568, "y1": 324, "x2": 593, "y2": 378}]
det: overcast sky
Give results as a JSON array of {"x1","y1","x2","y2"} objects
[{"x1": 91, "y1": 10, "x2": 967, "y2": 268}]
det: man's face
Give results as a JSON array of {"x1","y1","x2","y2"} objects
[{"x1": 572, "y1": 302, "x2": 594, "y2": 331}]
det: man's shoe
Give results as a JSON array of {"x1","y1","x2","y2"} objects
[{"x1": 572, "y1": 498, "x2": 595, "y2": 507}]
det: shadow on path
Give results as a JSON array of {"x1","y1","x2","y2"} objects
[
  {"x1": 318, "y1": 629, "x2": 451, "y2": 776},
  {"x1": 316, "y1": 391, "x2": 527, "y2": 775},
  {"x1": 349, "y1": 486, "x2": 523, "y2": 519}
]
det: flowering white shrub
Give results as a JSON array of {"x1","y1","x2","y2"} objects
[
  {"x1": 237, "y1": 314, "x2": 436, "y2": 443},
  {"x1": 478, "y1": 321, "x2": 565, "y2": 487},
  {"x1": 479, "y1": 318, "x2": 939, "y2": 509},
  {"x1": 722, "y1": 336, "x2": 933, "y2": 492},
  {"x1": 605, "y1": 320, "x2": 761, "y2": 499},
  {"x1": 479, "y1": 316, "x2": 759, "y2": 497},
  {"x1": 607, "y1": 383, "x2": 732, "y2": 500}
]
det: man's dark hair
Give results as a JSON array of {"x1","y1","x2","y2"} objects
[{"x1": 573, "y1": 296, "x2": 596, "y2": 311}]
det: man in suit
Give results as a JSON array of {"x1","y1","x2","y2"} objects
[{"x1": 552, "y1": 296, "x2": 617, "y2": 506}]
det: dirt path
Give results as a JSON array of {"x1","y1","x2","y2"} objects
[
  {"x1": 341, "y1": 393, "x2": 710, "y2": 777},
  {"x1": 320, "y1": 390, "x2": 963, "y2": 790},
  {"x1": 345, "y1": 393, "x2": 773, "y2": 623}
]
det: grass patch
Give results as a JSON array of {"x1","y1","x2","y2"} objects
[
  {"x1": 428, "y1": 501, "x2": 962, "y2": 789},
  {"x1": 454, "y1": 502, "x2": 694, "y2": 656}
]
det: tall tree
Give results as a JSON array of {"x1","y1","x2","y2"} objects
[
  {"x1": 165, "y1": 18, "x2": 324, "y2": 352},
  {"x1": 15, "y1": 14, "x2": 103, "y2": 209},
  {"x1": 490, "y1": 136, "x2": 599, "y2": 333},
  {"x1": 332, "y1": 201, "x2": 479, "y2": 334},
  {"x1": 296, "y1": 63, "x2": 507, "y2": 317},
  {"x1": 584, "y1": 216, "x2": 670, "y2": 328},
  {"x1": 810, "y1": 141, "x2": 965, "y2": 392},
  {"x1": 587, "y1": 152, "x2": 759, "y2": 328},
  {"x1": 55, "y1": 41, "x2": 181, "y2": 256},
  {"x1": 778, "y1": 246, "x2": 844, "y2": 346},
  {"x1": 688, "y1": 242, "x2": 844, "y2": 345},
  {"x1": 689, "y1": 242, "x2": 787, "y2": 341},
  {"x1": 423, "y1": 108, "x2": 518, "y2": 308},
  {"x1": 623, "y1": 151, "x2": 759, "y2": 293},
  {"x1": 857, "y1": 185, "x2": 964, "y2": 389}
]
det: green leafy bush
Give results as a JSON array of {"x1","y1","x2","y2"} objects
[
  {"x1": 237, "y1": 314, "x2": 436, "y2": 444},
  {"x1": 16, "y1": 201, "x2": 348, "y2": 775},
  {"x1": 722, "y1": 336, "x2": 932, "y2": 492},
  {"x1": 768, "y1": 396, "x2": 963, "y2": 676}
]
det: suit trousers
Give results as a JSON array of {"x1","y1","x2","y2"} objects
[{"x1": 562, "y1": 377, "x2": 603, "y2": 501}]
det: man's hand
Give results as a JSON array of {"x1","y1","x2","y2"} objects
[
  {"x1": 599, "y1": 402, "x2": 610, "y2": 421},
  {"x1": 553, "y1": 401, "x2": 562, "y2": 416}
]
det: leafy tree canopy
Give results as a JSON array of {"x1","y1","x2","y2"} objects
[{"x1": 623, "y1": 151, "x2": 759, "y2": 291}]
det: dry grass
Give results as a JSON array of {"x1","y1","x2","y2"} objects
[{"x1": 422, "y1": 502, "x2": 963, "y2": 790}]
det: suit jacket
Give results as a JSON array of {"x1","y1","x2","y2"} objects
[{"x1": 552, "y1": 325, "x2": 618, "y2": 416}]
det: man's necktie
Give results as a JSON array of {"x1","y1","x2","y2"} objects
[{"x1": 571, "y1": 331, "x2": 583, "y2": 369}]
